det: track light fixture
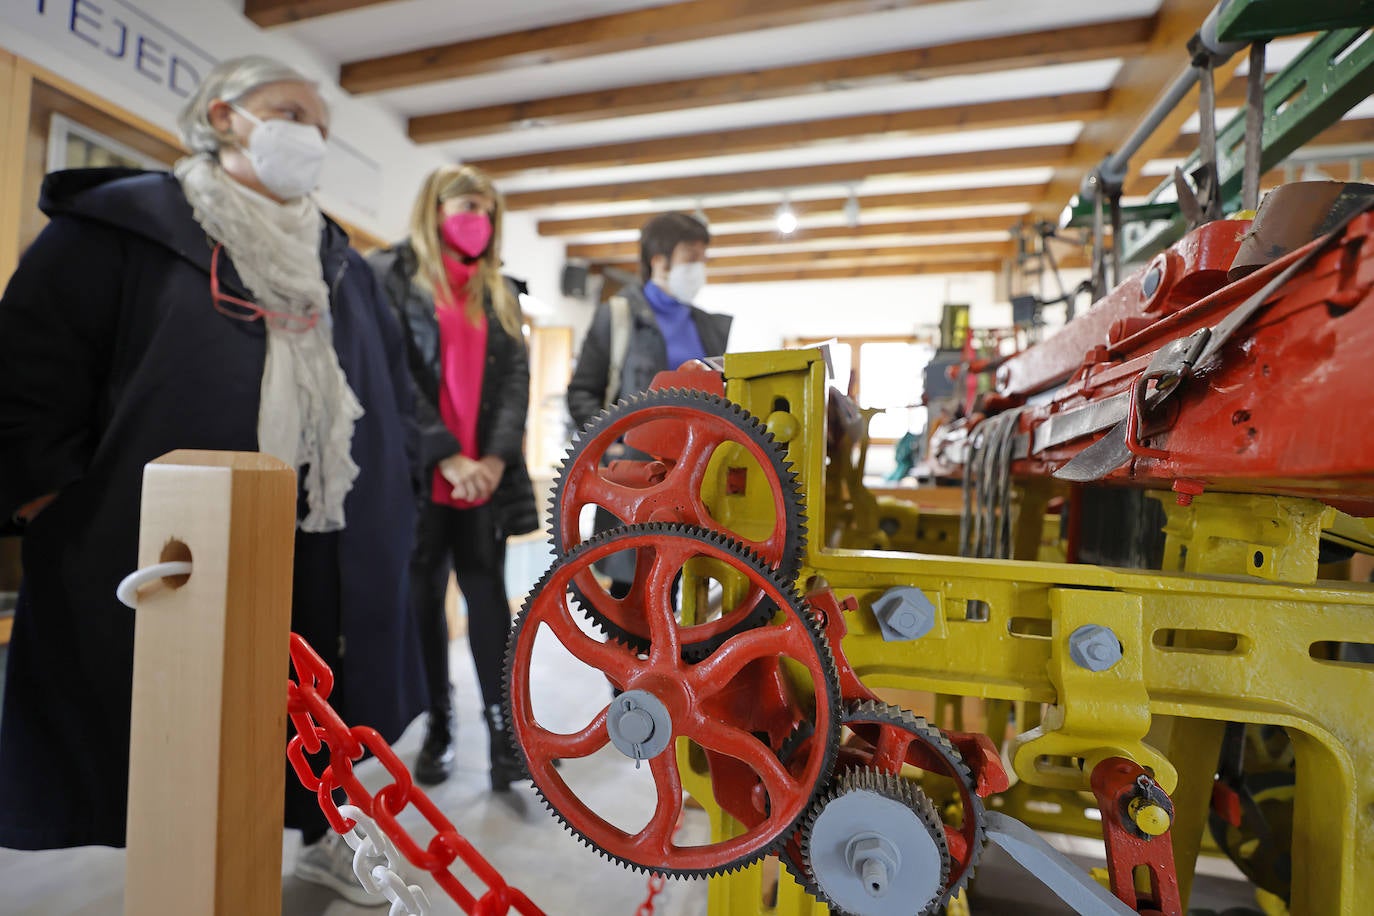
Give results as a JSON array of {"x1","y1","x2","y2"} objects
[{"x1": 775, "y1": 195, "x2": 798, "y2": 235}]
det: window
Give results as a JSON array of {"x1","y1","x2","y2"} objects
[{"x1": 788, "y1": 334, "x2": 936, "y2": 444}]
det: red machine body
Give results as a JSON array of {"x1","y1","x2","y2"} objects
[{"x1": 940, "y1": 208, "x2": 1374, "y2": 515}]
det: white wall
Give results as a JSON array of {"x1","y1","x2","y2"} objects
[
  {"x1": 500, "y1": 210, "x2": 588, "y2": 328},
  {"x1": 693, "y1": 273, "x2": 1003, "y2": 353},
  {"x1": 1, "y1": 0, "x2": 439, "y2": 239}
]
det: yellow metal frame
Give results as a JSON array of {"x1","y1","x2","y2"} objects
[{"x1": 694, "y1": 348, "x2": 1374, "y2": 916}]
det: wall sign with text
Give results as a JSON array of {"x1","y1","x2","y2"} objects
[{"x1": 2, "y1": 0, "x2": 383, "y2": 221}]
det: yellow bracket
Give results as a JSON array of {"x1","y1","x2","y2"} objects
[{"x1": 1012, "y1": 589, "x2": 1177, "y2": 793}]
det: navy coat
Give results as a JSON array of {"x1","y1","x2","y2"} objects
[{"x1": 0, "y1": 168, "x2": 425, "y2": 849}]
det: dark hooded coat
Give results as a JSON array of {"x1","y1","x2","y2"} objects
[{"x1": 0, "y1": 168, "x2": 425, "y2": 850}]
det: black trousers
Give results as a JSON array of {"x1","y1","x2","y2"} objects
[{"x1": 411, "y1": 500, "x2": 512, "y2": 713}]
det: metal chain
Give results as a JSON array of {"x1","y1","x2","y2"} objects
[{"x1": 286, "y1": 633, "x2": 547, "y2": 916}]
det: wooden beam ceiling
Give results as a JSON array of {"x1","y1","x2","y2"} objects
[
  {"x1": 708, "y1": 259, "x2": 1006, "y2": 283},
  {"x1": 1033, "y1": 0, "x2": 1241, "y2": 221},
  {"x1": 471, "y1": 91, "x2": 1108, "y2": 176},
  {"x1": 408, "y1": 18, "x2": 1154, "y2": 143},
  {"x1": 535, "y1": 184, "x2": 1043, "y2": 236},
  {"x1": 244, "y1": 0, "x2": 392, "y2": 27},
  {"x1": 566, "y1": 215, "x2": 1020, "y2": 260},
  {"x1": 505, "y1": 144, "x2": 1072, "y2": 210},
  {"x1": 683, "y1": 241, "x2": 1016, "y2": 271},
  {"x1": 342, "y1": 0, "x2": 952, "y2": 95}
]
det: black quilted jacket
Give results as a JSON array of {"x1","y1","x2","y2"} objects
[{"x1": 369, "y1": 241, "x2": 539, "y2": 537}]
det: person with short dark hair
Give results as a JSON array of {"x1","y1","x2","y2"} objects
[
  {"x1": 566, "y1": 211, "x2": 730, "y2": 429},
  {"x1": 565, "y1": 212, "x2": 731, "y2": 599}
]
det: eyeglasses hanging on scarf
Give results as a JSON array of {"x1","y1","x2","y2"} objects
[{"x1": 209, "y1": 243, "x2": 321, "y2": 333}]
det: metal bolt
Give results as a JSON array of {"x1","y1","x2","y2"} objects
[
  {"x1": 1141, "y1": 263, "x2": 1164, "y2": 299},
  {"x1": 845, "y1": 835, "x2": 900, "y2": 899},
  {"x1": 1172, "y1": 478, "x2": 1206, "y2": 506},
  {"x1": 1068, "y1": 624, "x2": 1122, "y2": 671},
  {"x1": 872, "y1": 586, "x2": 936, "y2": 641}
]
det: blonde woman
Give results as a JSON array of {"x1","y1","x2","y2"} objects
[
  {"x1": 0, "y1": 56, "x2": 424, "y2": 905},
  {"x1": 369, "y1": 165, "x2": 537, "y2": 790}
]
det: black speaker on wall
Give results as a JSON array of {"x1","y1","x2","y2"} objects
[{"x1": 561, "y1": 262, "x2": 590, "y2": 298}]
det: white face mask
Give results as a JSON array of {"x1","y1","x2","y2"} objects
[
  {"x1": 231, "y1": 104, "x2": 327, "y2": 201},
  {"x1": 666, "y1": 260, "x2": 706, "y2": 303}
]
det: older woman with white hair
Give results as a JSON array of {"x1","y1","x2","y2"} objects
[{"x1": 0, "y1": 55, "x2": 423, "y2": 905}]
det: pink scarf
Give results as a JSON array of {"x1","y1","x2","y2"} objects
[{"x1": 431, "y1": 256, "x2": 489, "y2": 507}]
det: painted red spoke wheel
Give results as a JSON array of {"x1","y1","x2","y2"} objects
[
  {"x1": 505, "y1": 523, "x2": 839, "y2": 878},
  {"x1": 551, "y1": 389, "x2": 806, "y2": 657}
]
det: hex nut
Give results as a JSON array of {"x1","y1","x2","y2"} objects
[
  {"x1": 871, "y1": 587, "x2": 936, "y2": 641},
  {"x1": 1068, "y1": 624, "x2": 1122, "y2": 671}
]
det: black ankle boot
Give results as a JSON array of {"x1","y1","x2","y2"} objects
[
  {"x1": 414, "y1": 706, "x2": 456, "y2": 786},
  {"x1": 484, "y1": 703, "x2": 526, "y2": 792}
]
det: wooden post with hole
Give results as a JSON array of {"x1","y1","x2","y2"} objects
[{"x1": 124, "y1": 450, "x2": 297, "y2": 915}]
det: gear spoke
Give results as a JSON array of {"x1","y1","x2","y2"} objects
[
  {"x1": 869, "y1": 723, "x2": 917, "y2": 773},
  {"x1": 686, "y1": 619, "x2": 805, "y2": 697},
  {"x1": 643, "y1": 549, "x2": 684, "y2": 663},
  {"x1": 538, "y1": 594, "x2": 641, "y2": 677},
  {"x1": 528, "y1": 711, "x2": 613, "y2": 761},
  {"x1": 691, "y1": 716, "x2": 799, "y2": 802},
  {"x1": 549, "y1": 389, "x2": 807, "y2": 656},
  {"x1": 627, "y1": 750, "x2": 687, "y2": 861}
]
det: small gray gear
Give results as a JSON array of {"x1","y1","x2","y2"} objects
[
  {"x1": 549, "y1": 387, "x2": 807, "y2": 658},
  {"x1": 780, "y1": 701, "x2": 987, "y2": 907},
  {"x1": 801, "y1": 768, "x2": 951, "y2": 916}
]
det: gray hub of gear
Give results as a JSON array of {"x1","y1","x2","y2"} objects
[
  {"x1": 606, "y1": 689, "x2": 674, "y2": 763},
  {"x1": 805, "y1": 769, "x2": 950, "y2": 916}
]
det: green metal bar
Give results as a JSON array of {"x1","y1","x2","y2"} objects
[
  {"x1": 1121, "y1": 28, "x2": 1374, "y2": 264},
  {"x1": 1216, "y1": 0, "x2": 1374, "y2": 43},
  {"x1": 1060, "y1": 199, "x2": 1183, "y2": 230}
]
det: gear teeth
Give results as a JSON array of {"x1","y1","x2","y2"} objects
[
  {"x1": 505, "y1": 521, "x2": 841, "y2": 881},
  {"x1": 836, "y1": 701, "x2": 986, "y2": 905},
  {"x1": 799, "y1": 767, "x2": 952, "y2": 916},
  {"x1": 548, "y1": 386, "x2": 808, "y2": 656}
]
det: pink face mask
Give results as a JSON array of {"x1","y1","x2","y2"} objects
[{"x1": 440, "y1": 211, "x2": 493, "y2": 259}]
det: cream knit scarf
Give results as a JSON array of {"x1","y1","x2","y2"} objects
[{"x1": 175, "y1": 154, "x2": 363, "y2": 532}]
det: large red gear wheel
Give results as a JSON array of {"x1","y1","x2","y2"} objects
[
  {"x1": 505, "y1": 523, "x2": 839, "y2": 878},
  {"x1": 550, "y1": 388, "x2": 806, "y2": 657}
]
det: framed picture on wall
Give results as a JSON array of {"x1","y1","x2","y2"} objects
[{"x1": 46, "y1": 112, "x2": 163, "y2": 173}]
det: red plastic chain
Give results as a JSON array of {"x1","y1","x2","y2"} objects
[
  {"x1": 632, "y1": 809, "x2": 685, "y2": 916},
  {"x1": 285, "y1": 633, "x2": 546, "y2": 916},
  {"x1": 634, "y1": 873, "x2": 667, "y2": 916}
]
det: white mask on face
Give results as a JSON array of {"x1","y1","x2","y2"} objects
[
  {"x1": 231, "y1": 104, "x2": 327, "y2": 201},
  {"x1": 666, "y1": 260, "x2": 706, "y2": 303}
]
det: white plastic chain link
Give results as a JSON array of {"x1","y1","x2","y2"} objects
[
  {"x1": 115, "y1": 561, "x2": 193, "y2": 608},
  {"x1": 337, "y1": 804, "x2": 432, "y2": 916}
]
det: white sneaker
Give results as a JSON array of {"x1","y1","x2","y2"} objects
[{"x1": 294, "y1": 830, "x2": 389, "y2": 907}]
